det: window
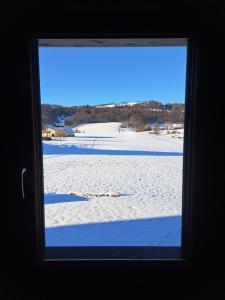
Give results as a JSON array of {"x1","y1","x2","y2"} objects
[{"x1": 31, "y1": 37, "x2": 193, "y2": 260}]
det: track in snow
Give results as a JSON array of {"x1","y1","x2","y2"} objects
[{"x1": 43, "y1": 122, "x2": 183, "y2": 246}]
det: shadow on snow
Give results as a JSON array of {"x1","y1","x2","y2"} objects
[
  {"x1": 44, "y1": 193, "x2": 88, "y2": 204},
  {"x1": 43, "y1": 143, "x2": 183, "y2": 156},
  {"x1": 45, "y1": 215, "x2": 182, "y2": 246},
  {"x1": 44, "y1": 192, "x2": 132, "y2": 204}
]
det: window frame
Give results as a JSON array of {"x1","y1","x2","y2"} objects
[{"x1": 29, "y1": 34, "x2": 197, "y2": 265}]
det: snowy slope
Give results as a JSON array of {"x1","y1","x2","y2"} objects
[
  {"x1": 96, "y1": 102, "x2": 139, "y2": 108},
  {"x1": 43, "y1": 122, "x2": 183, "y2": 246}
]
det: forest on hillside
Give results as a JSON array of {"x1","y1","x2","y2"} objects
[{"x1": 41, "y1": 101, "x2": 184, "y2": 131}]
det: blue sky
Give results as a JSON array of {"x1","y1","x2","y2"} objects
[{"x1": 39, "y1": 47, "x2": 187, "y2": 106}]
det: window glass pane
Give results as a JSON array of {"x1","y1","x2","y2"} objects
[{"x1": 39, "y1": 42, "x2": 187, "y2": 250}]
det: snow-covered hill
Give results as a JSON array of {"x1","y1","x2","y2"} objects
[{"x1": 43, "y1": 122, "x2": 183, "y2": 246}]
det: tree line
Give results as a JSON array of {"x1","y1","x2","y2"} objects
[{"x1": 41, "y1": 101, "x2": 184, "y2": 131}]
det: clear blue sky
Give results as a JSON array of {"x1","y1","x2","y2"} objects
[{"x1": 39, "y1": 47, "x2": 187, "y2": 106}]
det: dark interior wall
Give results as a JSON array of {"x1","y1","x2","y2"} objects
[{"x1": 2, "y1": 1, "x2": 225, "y2": 298}]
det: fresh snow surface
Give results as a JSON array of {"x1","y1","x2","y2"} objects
[{"x1": 43, "y1": 122, "x2": 183, "y2": 246}]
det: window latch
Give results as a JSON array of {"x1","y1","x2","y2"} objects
[{"x1": 21, "y1": 168, "x2": 27, "y2": 199}]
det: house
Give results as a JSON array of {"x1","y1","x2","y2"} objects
[
  {"x1": 42, "y1": 125, "x2": 74, "y2": 137},
  {"x1": 172, "y1": 123, "x2": 184, "y2": 129},
  {"x1": 150, "y1": 123, "x2": 184, "y2": 130}
]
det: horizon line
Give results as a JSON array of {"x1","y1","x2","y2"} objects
[{"x1": 41, "y1": 99, "x2": 185, "y2": 107}]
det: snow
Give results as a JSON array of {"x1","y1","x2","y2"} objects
[
  {"x1": 96, "y1": 101, "x2": 140, "y2": 108},
  {"x1": 43, "y1": 122, "x2": 184, "y2": 246},
  {"x1": 96, "y1": 104, "x2": 117, "y2": 108}
]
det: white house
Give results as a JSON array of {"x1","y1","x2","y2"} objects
[
  {"x1": 150, "y1": 123, "x2": 184, "y2": 130},
  {"x1": 171, "y1": 123, "x2": 184, "y2": 129}
]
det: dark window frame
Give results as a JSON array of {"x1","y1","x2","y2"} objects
[{"x1": 29, "y1": 34, "x2": 197, "y2": 265}]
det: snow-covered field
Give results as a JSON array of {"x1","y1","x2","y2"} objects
[{"x1": 43, "y1": 122, "x2": 184, "y2": 246}]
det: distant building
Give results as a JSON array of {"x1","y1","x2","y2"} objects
[
  {"x1": 42, "y1": 125, "x2": 74, "y2": 137},
  {"x1": 150, "y1": 123, "x2": 184, "y2": 130},
  {"x1": 171, "y1": 123, "x2": 184, "y2": 129},
  {"x1": 42, "y1": 127, "x2": 55, "y2": 137}
]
